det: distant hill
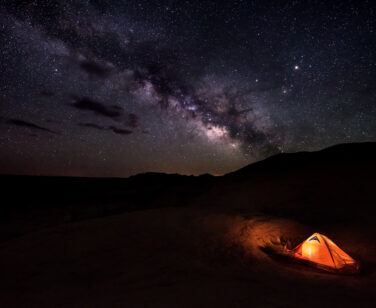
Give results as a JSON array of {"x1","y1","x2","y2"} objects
[
  {"x1": 198, "y1": 142, "x2": 376, "y2": 224},
  {"x1": 1, "y1": 142, "x2": 375, "y2": 241},
  {"x1": 226, "y1": 142, "x2": 376, "y2": 177}
]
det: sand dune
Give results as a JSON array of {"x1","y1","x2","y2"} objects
[{"x1": 1, "y1": 208, "x2": 375, "y2": 307}]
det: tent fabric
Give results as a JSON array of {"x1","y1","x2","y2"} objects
[{"x1": 293, "y1": 233, "x2": 359, "y2": 273}]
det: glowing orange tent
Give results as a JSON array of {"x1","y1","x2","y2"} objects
[{"x1": 293, "y1": 233, "x2": 359, "y2": 273}]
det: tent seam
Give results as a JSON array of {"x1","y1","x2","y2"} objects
[{"x1": 322, "y1": 235, "x2": 337, "y2": 269}]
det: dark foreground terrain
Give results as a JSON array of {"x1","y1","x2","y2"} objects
[{"x1": 1, "y1": 142, "x2": 376, "y2": 307}]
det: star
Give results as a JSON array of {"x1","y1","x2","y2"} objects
[{"x1": 0, "y1": 0, "x2": 374, "y2": 177}]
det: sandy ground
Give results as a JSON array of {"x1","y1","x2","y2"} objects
[{"x1": 1, "y1": 207, "x2": 375, "y2": 307}]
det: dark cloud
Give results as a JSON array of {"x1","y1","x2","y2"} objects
[
  {"x1": 40, "y1": 90, "x2": 55, "y2": 97},
  {"x1": 127, "y1": 113, "x2": 139, "y2": 128},
  {"x1": 7, "y1": 119, "x2": 59, "y2": 135},
  {"x1": 110, "y1": 105, "x2": 123, "y2": 111},
  {"x1": 71, "y1": 97, "x2": 123, "y2": 119},
  {"x1": 78, "y1": 122, "x2": 133, "y2": 136},
  {"x1": 80, "y1": 60, "x2": 111, "y2": 79},
  {"x1": 108, "y1": 126, "x2": 132, "y2": 135},
  {"x1": 45, "y1": 119, "x2": 60, "y2": 124},
  {"x1": 78, "y1": 122, "x2": 106, "y2": 130}
]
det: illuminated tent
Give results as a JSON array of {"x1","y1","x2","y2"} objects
[{"x1": 293, "y1": 233, "x2": 359, "y2": 273}]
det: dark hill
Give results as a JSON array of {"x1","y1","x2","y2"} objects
[
  {"x1": 226, "y1": 142, "x2": 376, "y2": 177},
  {"x1": 1, "y1": 142, "x2": 375, "y2": 240},
  {"x1": 199, "y1": 142, "x2": 376, "y2": 225}
]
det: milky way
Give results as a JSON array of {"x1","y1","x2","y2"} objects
[{"x1": 0, "y1": 1, "x2": 375, "y2": 176}]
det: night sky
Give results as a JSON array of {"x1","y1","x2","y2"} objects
[{"x1": 1, "y1": 1, "x2": 375, "y2": 177}]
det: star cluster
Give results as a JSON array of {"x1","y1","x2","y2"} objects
[{"x1": 0, "y1": 1, "x2": 375, "y2": 176}]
